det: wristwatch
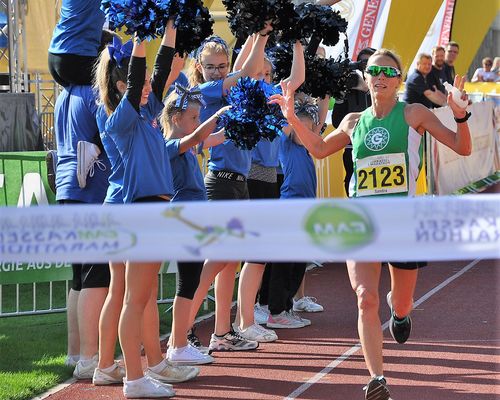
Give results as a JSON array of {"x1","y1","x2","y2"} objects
[{"x1": 454, "y1": 111, "x2": 471, "y2": 123}]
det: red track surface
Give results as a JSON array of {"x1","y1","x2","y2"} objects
[{"x1": 43, "y1": 258, "x2": 499, "y2": 400}]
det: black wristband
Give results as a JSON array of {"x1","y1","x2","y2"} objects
[{"x1": 454, "y1": 111, "x2": 471, "y2": 123}]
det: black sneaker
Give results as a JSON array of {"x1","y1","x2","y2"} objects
[
  {"x1": 364, "y1": 376, "x2": 390, "y2": 400},
  {"x1": 187, "y1": 328, "x2": 210, "y2": 354},
  {"x1": 387, "y1": 292, "x2": 412, "y2": 344}
]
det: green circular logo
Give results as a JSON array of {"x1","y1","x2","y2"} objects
[{"x1": 304, "y1": 202, "x2": 375, "y2": 252}]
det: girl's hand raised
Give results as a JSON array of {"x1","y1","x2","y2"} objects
[{"x1": 269, "y1": 81, "x2": 296, "y2": 121}]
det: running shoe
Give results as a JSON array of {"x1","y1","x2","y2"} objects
[
  {"x1": 293, "y1": 296, "x2": 324, "y2": 312},
  {"x1": 123, "y1": 375, "x2": 175, "y2": 398},
  {"x1": 238, "y1": 323, "x2": 278, "y2": 343},
  {"x1": 363, "y1": 376, "x2": 390, "y2": 400},
  {"x1": 92, "y1": 362, "x2": 126, "y2": 385},
  {"x1": 290, "y1": 310, "x2": 311, "y2": 326},
  {"x1": 266, "y1": 311, "x2": 304, "y2": 329},
  {"x1": 187, "y1": 328, "x2": 210, "y2": 354},
  {"x1": 387, "y1": 291, "x2": 412, "y2": 344},
  {"x1": 73, "y1": 355, "x2": 98, "y2": 379},
  {"x1": 145, "y1": 359, "x2": 199, "y2": 383},
  {"x1": 208, "y1": 330, "x2": 259, "y2": 352},
  {"x1": 76, "y1": 141, "x2": 106, "y2": 189},
  {"x1": 167, "y1": 344, "x2": 214, "y2": 365}
]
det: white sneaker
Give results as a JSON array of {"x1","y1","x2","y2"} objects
[
  {"x1": 145, "y1": 359, "x2": 199, "y2": 383},
  {"x1": 239, "y1": 323, "x2": 278, "y2": 342},
  {"x1": 73, "y1": 355, "x2": 98, "y2": 379},
  {"x1": 266, "y1": 311, "x2": 305, "y2": 329},
  {"x1": 64, "y1": 355, "x2": 79, "y2": 367},
  {"x1": 254, "y1": 303, "x2": 270, "y2": 325},
  {"x1": 92, "y1": 362, "x2": 126, "y2": 385},
  {"x1": 290, "y1": 310, "x2": 312, "y2": 326},
  {"x1": 123, "y1": 375, "x2": 175, "y2": 398},
  {"x1": 167, "y1": 344, "x2": 214, "y2": 365},
  {"x1": 293, "y1": 296, "x2": 324, "y2": 313},
  {"x1": 208, "y1": 330, "x2": 259, "y2": 352},
  {"x1": 77, "y1": 141, "x2": 105, "y2": 188}
]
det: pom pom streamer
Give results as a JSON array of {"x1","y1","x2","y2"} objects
[
  {"x1": 101, "y1": 0, "x2": 213, "y2": 48},
  {"x1": 219, "y1": 77, "x2": 286, "y2": 150}
]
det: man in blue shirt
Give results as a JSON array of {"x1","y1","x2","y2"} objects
[{"x1": 403, "y1": 53, "x2": 447, "y2": 109}]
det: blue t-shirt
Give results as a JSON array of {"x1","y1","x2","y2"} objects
[
  {"x1": 55, "y1": 85, "x2": 110, "y2": 203},
  {"x1": 278, "y1": 132, "x2": 316, "y2": 199},
  {"x1": 197, "y1": 77, "x2": 252, "y2": 176},
  {"x1": 403, "y1": 69, "x2": 433, "y2": 109},
  {"x1": 252, "y1": 138, "x2": 280, "y2": 168},
  {"x1": 49, "y1": 0, "x2": 105, "y2": 57},
  {"x1": 96, "y1": 105, "x2": 124, "y2": 204},
  {"x1": 105, "y1": 93, "x2": 174, "y2": 203},
  {"x1": 165, "y1": 139, "x2": 207, "y2": 202}
]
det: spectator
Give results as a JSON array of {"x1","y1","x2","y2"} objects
[
  {"x1": 428, "y1": 45, "x2": 446, "y2": 94},
  {"x1": 444, "y1": 41, "x2": 459, "y2": 84},
  {"x1": 471, "y1": 57, "x2": 497, "y2": 82},
  {"x1": 403, "y1": 53, "x2": 447, "y2": 108},
  {"x1": 332, "y1": 47, "x2": 376, "y2": 196}
]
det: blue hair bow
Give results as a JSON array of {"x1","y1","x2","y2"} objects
[
  {"x1": 192, "y1": 35, "x2": 229, "y2": 61},
  {"x1": 108, "y1": 37, "x2": 133, "y2": 68},
  {"x1": 174, "y1": 83, "x2": 206, "y2": 110}
]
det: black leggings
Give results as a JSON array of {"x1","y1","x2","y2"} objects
[
  {"x1": 176, "y1": 261, "x2": 204, "y2": 300},
  {"x1": 48, "y1": 52, "x2": 98, "y2": 87}
]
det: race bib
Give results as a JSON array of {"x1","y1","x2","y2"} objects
[{"x1": 356, "y1": 153, "x2": 408, "y2": 196}]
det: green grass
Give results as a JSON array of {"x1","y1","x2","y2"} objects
[{"x1": 0, "y1": 274, "x2": 218, "y2": 400}]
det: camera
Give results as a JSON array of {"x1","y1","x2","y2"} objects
[{"x1": 348, "y1": 58, "x2": 368, "y2": 71}]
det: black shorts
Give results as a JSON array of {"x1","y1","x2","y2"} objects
[
  {"x1": 72, "y1": 263, "x2": 110, "y2": 290},
  {"x1": 48, "y1": 52, "x2": 98, "y2": 87},
  {"x1": 388, "y1": 261, "x2": 427, "y2": 270},
  {"x1": 205, "y1": 171, "x2": 249, "y2": 200}
]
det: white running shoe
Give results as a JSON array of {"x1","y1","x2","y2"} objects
[
  {"x1": 77, "y1": 141, "x2": 105, "y2": 189},
  {"x1": 254, "y1": 303, "x2": 270, "y2": 325},
  {"x1": 293, "y1": 296, "x2": 324, "y2": 313},
  {"x1": 92, "y1": 362, "x2": 126, "y2": 385},
  {"x1": 167, "y1": 344, "x2": 214, "y2": 365},
  {"x1": 64, "y1": 355, "x2": 79, "y2": 367},
  {"x1": 266, "y1": 311, "x2": 305, "y2": 329},
  {"x1": 187, "y1": 328, "x2": 210, "y2": 354},
  {"x1": 239, "y1": 323, "x2": 278, "y2": 343},
  {"x1": 290, "y1": 310, "x2": 311, "y2": 326},
  {"x1": 123, "y1": 375, "x2": 175, "y2": 398},
  {"x1": 145, "y1": 359, "x2": 199, "y2": 383},
  {"x1": 73, "y1": 355, "x2": 98, "y2": 379},
  {"x1": 208, "y1": 330, "x2": 259, "y2": 352}
]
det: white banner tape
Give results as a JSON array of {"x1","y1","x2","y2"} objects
[{"x1": 1, "y1": 195, "x2": 499, "y2": 263}]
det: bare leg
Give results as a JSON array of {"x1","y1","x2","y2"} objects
[
  {"x1": 98, "y1": 262, "x2": 125, "y2": 369},
  {"x1": 388, "y1": 266, "x2": 418, "y2": 318},
  {"x1": 78, "y1": 287, "x2": 108, "y2": 359},
  {"x1": 294, "y1": 275, "x2": 306, "y2": 300},
  {"x1": 66, "y1": 288, "x2": 80, "y2": 358},
  {"x1": 346, "y1": 260, "x2": 383, "y2": 377},
  {"x1": 214, "y1": 262, "x2": 239, "y2": 335},
  {"x1": 119, "y1": 262, "x2": 160, "y2": 380},
  {"x1": 142, "y1": 275, "x2": 164, "y2": 368},
  {"x1": 236, "y1": 262, "x2": 265, "y2": 330},
  {"x1": 171, "y1": 296, "x2": 193, "y2": 348}
]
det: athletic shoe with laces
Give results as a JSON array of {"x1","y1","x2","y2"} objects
[
  {"x1": 145, "y1": 359, "x2": 199, "y2": 383},
  {"x1": 92, "y1": 362, "x2": 126, "y2": 385},
  {"x1": 266, "y1": 311, "x2": 304, "y2": 329},
  {"x1": 238, "y1": 323, "x2": 278, "y2": 343},
  {"x1": 187, "y1": 328, "x2": 210, "y2": 354},
  {"x1": 363, "y1": 376, "x2": 390, "y2": 400},
  {"x1": 293, "y1": 296, "x2": 324, "y2": 312},
  {"x1": 123, "y1": 375, "x2": 175, "y2": 398},
  {"x1": 254, "y1": 303, "x2": 270, "y2": 325},
  {"x1": 167, "y1": 344, "x2": 214, "y2": 365},
  {"x1": 77, "y1": 141, "x2": 106, "y2": 189},
  {"x1": 73, "y1": 355, "x2": 98, "y2": 379},
  {"x1": 208, "y1": 330, "x2": 259, "y2": 351},
  {"x1": 290, "y1": 310, "x2": 311, "y2": 326},
  {"x1": 386, "y1": 291, "x2": 412, "y2": 344},
  {"x1": 64, "y1": 355, "x2": 79, "y2": 367}
]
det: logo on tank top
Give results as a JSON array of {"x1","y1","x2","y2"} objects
[{"x1": 364, "y1": 127, "x2": 390, "y2": 151}]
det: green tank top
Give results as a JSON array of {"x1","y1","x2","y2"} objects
[{"x1": 350, "y1": 102, "x2": 424, "y2": 197}]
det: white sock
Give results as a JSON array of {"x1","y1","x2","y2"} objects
[{"x1": 149, "y1": 359, "x2": 167, "y2": 373}]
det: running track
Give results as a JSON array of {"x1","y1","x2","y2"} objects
[{"x1": 40, "y1": 258, "x2": 499, "y2": 400}]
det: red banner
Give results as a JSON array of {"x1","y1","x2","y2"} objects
[
  {"x1": 352, "y1": 0, "x2": 384, "y2": 60},
  {"x1": 438, "y1": 0, "x2": 456, "y2": 46}
]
